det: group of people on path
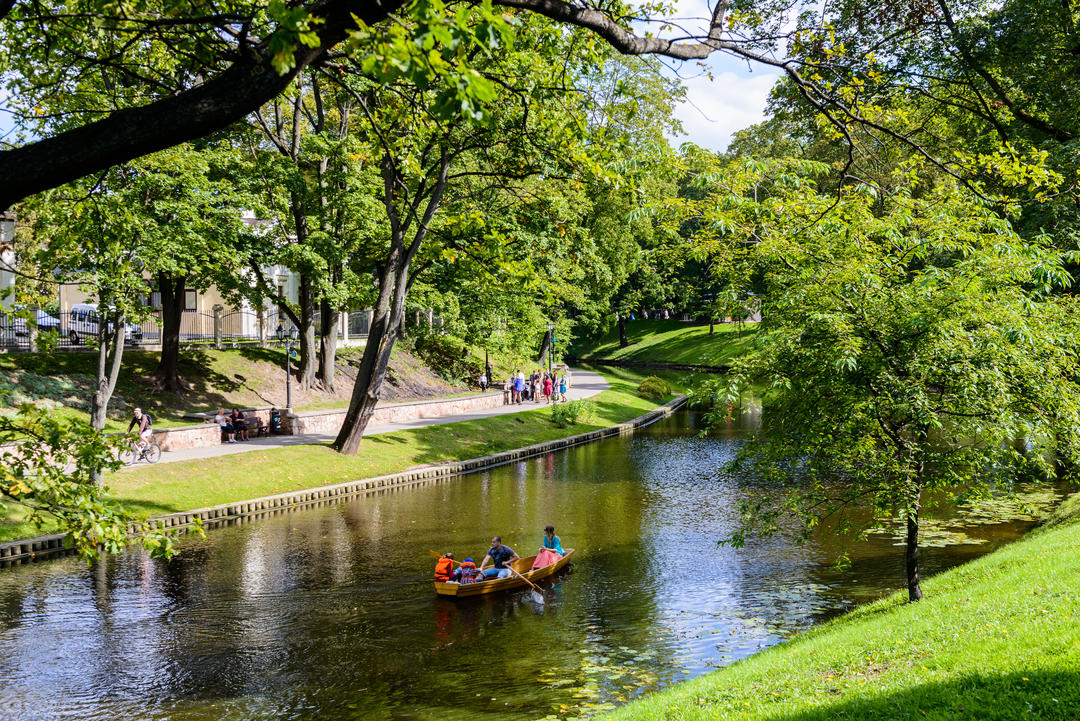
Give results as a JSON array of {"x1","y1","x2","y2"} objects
[
  {"x1": 211, "y1": 407, "x2": 282, "y2": 443},
  {"x1": 434, "y1": 525, "x2": 566, "y2": 585},
  {"x1": 505, "y1": 369, "x2": 568, "y2": 405}
]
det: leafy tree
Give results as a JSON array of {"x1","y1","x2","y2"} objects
[
  {"x1": 28, "y1": 175, "x2": 151, "y2": 449},
  {"x1": 329, "y1": 13, "x2": 641, "y2": 453},
  {"x1": 691, "y1": 157, "x2": 1080, "y2": 601},
  {"x1": 243, "y1": 71, "x2": 381, "y2": 390},
  {"x1": 0, "y1": 405, "x2": 184, "y2": 561},
  {"x1": 134, "y1": 143, "x2": 255, "y2": 393},
  {"x1": 570, "y1": 57, "x2": 684, "y2": 347},
  {"x1": 0, "y1": 0, "x2": 769, "y2": 208}
]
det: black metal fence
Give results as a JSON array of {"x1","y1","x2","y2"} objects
[{"x1": 0, "y1": 308, "x2": 372, "y2": 351}]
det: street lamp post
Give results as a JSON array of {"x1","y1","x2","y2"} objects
[{"x1": 276, "y1": 323, "x2": 300, "y2": 413}]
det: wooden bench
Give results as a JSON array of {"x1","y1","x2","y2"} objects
[{"x1": 246, "y1": 416, "x2": 270, "y2": 438}]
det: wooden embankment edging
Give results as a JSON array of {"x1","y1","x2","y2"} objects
[{"x1": 0, "y1": 395, "x2": 688, "y2": 567}]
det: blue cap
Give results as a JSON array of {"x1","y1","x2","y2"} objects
[{"x1": 464, "y1": 558, "x2": 474, "y2": 563}]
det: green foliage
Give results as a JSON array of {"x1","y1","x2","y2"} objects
[
  {"x1": 403, "y1": 332, "x2": 476, "y2": 386},
  {"x1": 0, "y1": 405, "x2": 189, "y2": 561},
  {"x1": 551, "y1": 400, "x2": 595, "y2": 428},
  {"x1": 347, "y1": 0, "x2": 517, "y2": 123},
  {"x1": 685, "y1": 155, "x2": 1080, "y2": 595},
  {"x1": 635, "y1": 375, "x2": 670, "y2": 402}
]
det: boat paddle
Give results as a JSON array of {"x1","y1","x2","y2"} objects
[
  {"x1": 429, "y1": 550, "x2": 460, "y2": 565},
  {"x1": 508, "y1": 565, "x2": 545, "y2": 605}
]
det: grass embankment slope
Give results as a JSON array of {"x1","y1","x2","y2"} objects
[
  {"x1": 0, "y1": 370, "x2": 676, "y2": 541},
  {"x1": 571, "y1": 319, "x2": 757, "y2": 366},
  {"x1": 607, "y1": 496, "x2": 1080, "y2": 721},
  {"x1": 0, "y1": 344, "x2": 472, "y2": 431}
]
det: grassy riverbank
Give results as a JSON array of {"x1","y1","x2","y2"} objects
[
  {"x1": 606, "y1": 496, "x2": 1080, "y2": 721},
  {"x1": 0, "y1": 371, "x2": 674, "y2": 542},
  {"x1": 571, "y1": 319, "x2": 757, "y2": 366}
]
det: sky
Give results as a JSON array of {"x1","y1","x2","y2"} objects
[
  {"x1": 654, "y1": 0, "x2": 783, "y2": 151},
  {"x1": 668, "y1": 61, "x2": 780, "y2": 151}
]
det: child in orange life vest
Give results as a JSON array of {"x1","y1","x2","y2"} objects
[
  {"x1": 457, "y1": 558, "x2": 481, "y2": 584},
  {"x1": 434, "y1": 553, "x2": 456, "y2": 582}
]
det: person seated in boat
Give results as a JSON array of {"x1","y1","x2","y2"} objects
[
  {"x1": 478, "y1": 536, "x2": 520, "y2": 579},
  {"x1": 434, "y1": 552, "x2": 456, "y2": 583},
  {"x1": 457, "y1": 558, "x2": 482, "y2": 585},
  {"x1": 539, "y1": 524, "x2": 565, "y2": 555}
]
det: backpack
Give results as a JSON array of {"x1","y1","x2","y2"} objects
[{"x1": 143, "y1": 412, "x2": 153, "y2": 427}]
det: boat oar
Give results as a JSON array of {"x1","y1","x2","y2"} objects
[
  {"x1": 508, "y1": 565, "x2": 545, "y2": 605},
  {"x1": 429, "y1": 550, "x2": 463, "y2": 566}
]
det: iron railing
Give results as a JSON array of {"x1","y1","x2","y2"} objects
[{"x1": 0, "y1": 307, "x2": 374, "y2": 351}]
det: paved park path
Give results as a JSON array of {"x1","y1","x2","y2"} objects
[{"x1": 145, "y1": 368, "x2": 609, "y2": 466}]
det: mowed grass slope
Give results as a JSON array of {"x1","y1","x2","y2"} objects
[
  {"x1": 0, "y1": 371, "x2": 672, "y2": 541},
  {"x1": 572, "y1": 320, "x2": 757, "y2": 366},
  {"x1": 606, "y1": 499, "x2": 1080, "y2": 721}
]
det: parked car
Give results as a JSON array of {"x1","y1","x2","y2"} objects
[
  {"x1": 12, "y1": 309, "x2": 61, "y2": 337},
  {"x1": 67, "y1": 303, "x2": 143, "y2": 345}
]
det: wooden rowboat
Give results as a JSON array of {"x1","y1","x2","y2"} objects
[{"x1": 434, "y1": 549, "x2": 575, "y2": 598}]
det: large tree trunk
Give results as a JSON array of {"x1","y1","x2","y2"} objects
[
  {"x1": 297, "y1": 274, "x2": 317, "y2": 389},
  {"x1": 152, "y1": 272, "x2": 186, "y2": 393},
  {"x1": 618, "y1": 314, "x2": 628, "y2": 348},
  {"x1": 536, "y1": 329, "x2": 551, "y2": 367},
  {"x1": 333, "y1": 250, "x2": 409, "y2": 455},
  {"x1": 318, "y1": 297, "x2": 339, "y2": 391},
  {"x1": 90, "y1": 307, "x2": 127, "y2": 486},
  {"x1": 333, "y1": 151, "x2": 450, "y2": 455}
]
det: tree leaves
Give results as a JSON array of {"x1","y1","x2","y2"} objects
[{"x1": 0, "y1": 404, "x2": 186, "y2": 562}]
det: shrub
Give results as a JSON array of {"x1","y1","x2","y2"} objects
[
  {"x1": 551, "y1": 400, "x2": 595, "y2": 428},
  {"x1": 635, "y1": 375, "x2": 671, "y2": 403}
]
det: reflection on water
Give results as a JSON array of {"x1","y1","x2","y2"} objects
[{"x1": 0, "y1": 411, "x2": 1061, "y2": 721}]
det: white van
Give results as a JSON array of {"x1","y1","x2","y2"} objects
[{"x1": 67, "y1": 303, "x2": 143, "y2": 345}]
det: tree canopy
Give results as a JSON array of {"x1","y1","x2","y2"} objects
[{"x1": 687, "y1": 155, "x2": 1080, "y2": 600}]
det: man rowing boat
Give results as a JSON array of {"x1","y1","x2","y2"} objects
[{"x1": 477, "y1": 536, "x2": 520, "y2": 580}]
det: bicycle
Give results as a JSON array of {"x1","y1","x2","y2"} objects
[{"x1": 120, "y1": 439, "x2": 162, "y2": 465}]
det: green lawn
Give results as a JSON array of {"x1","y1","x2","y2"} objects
[
  {"x1": 571, "y1": 319, "x2": 757, "y2": 366},
  {"x1": 0, "y1": 371, "x2": 671, "y2": 541},
  {"x1": 604, "y1": 496, "x2": 1080, "y2": 721}
]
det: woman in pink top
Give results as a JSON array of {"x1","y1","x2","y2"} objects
[{"x1": 543, "y1": 375, "x2": 554, "y2": 404}]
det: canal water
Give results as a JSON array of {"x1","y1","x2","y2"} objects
[{"x1": 0, "y1": 411, "x2": 1058, "y2": 721}]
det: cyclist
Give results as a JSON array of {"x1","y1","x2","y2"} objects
[{"x1": 127, "y1": 407, "x2": 153, "y2": 452}]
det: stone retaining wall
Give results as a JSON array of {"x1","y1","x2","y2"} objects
[
  {"x1": 0, "y1": 396, "x2": 686, "y2": 566},
  {"x1": 147, "y1": 393, "x2": 506, "y2": 452},
  {"x1": 289, "y1": 392, "x2": 505, "y2": 435}
]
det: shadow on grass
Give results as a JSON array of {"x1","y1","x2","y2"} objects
[
  {"x1": 572, "y1": 319, "x2": 755, "y2": 365},
  {"x1": 735, "y1": 670, "x2": 1080, "y2": 721},
  {"x1": 233, "y1": 346, "x2": 290, "y2": 365},
  {"x1": 110, "y1": 498, "x2": 182, "y2": 518}
]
